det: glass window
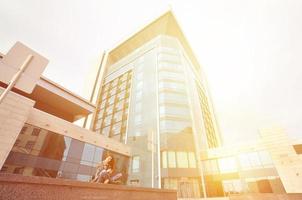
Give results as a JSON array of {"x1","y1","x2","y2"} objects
[
  {"x1": 258, "y1": 151, "x2": 273, "y2": 167},
  {"x1": 248, "y1": 152, "x2": 261, "y2": 168},
  {"x1": 98, "y1": 109, "x2": 104, "y2": 119},
  {"x1": 115, "y1": 100, "x2": 124, "y2": 111},
  {"x1": 159, "y1": 81, "x2": 185, "y2": 90},
  {"x1": 159, "y1": 106, "x2": 190, "y2": 117},
  {"x1": 81, "y1": 144, "x2": 95, "y2": 165},
  {"x1": 159, "y1": 92, "x2": 188, "y2": 104},
  {"x1": 77, "y1": 174, "x2": 91, "y2": 182},
  {"x1": 120, "y1": 73, "x2": 128, "y2": 82},
  {"x1": 103, "y1": 83, "x2": 110, "y2": 92},
  {"x1": 93, "y1": 147, "x2": 104, "y2": 165},
  {"x1": 100, "y1": 100, "x2": 106, "y2": 109},
  {"x1": 111, "y1": 79, "x2": 118, "y2": 87},
  {"x1": 32, "y1": 128, "x2": 40, "y2": 136},
  {"x1": 176, "y1": 152, "x2": 188, "y2": 168},
  {"x1": 113, "y1": 111, "x2": 123, "y2": 122},
  {"x1": 159, "y1": 71, "x2": 183, "y2": 81},
  {"x1": 136, "y1": 91, "x2": 142, "y2": 101},
  {"x1": 135, "y1": 102, "x2": 142, "y2": 113},
  {"x1": 104, "y1": 115, "x2": 112, "y2": 126},
  {"x1": 102, "y1": 91, "x2": 108, "y2": 100},
  {"x1": 136, "y1": 72, "x2": 143, "y2": 81},
  {"x1": 112, "y1": 122, "x2": 122, "y2": 135},
  {"x1": 25, "y1": 141, "x2": 35, "y2": 150},
  {"x1": 239, "y1": 153, "x2": 251, "y2": 170},
  {"x1": 109, "y1": 87, "x2": 117, "y2": 96},
  {"x1": 94, "y1": 120, "x2": 102, "y2": 130},
  {"x1": 134, "y1": 115, "x2": 142, "y2": 125},
  {"x1": 102, "y1": 126, "x2": 111, "y2": 136},
  {"x1": 132, "y1": 156, "x2": 140, "y2": 173},
  {"x1": 160, "y1": 120, "x2": 191, "y2": 133},
  {"x1": 119, "y1": 82, "x2": 127, "y2": 91},
  {"x1": 218, "y1": 157, "x2": 237, "y2": 173},
  {"x1": 188, "y1": 152, "x2": 196, "y2": 168},
  {"x1": 108, "y1": 95, "x2": 115, "y2": 105},
  {"x1": 162, "y1": 151, "x2": 168, "y2": 168},
  {"x1": 136, "y1": 81, "x2": 143, "y2": 91},
  {"x1": 117, "y1": 91, "x2": 126, "y2": 101},
  {"x1": 168, "y1": 151, "x2": 176, "y2": 168}
]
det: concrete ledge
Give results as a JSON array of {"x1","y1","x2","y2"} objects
[{"x1": 0, "y1": 173, "x2": 177, "y2": 200}]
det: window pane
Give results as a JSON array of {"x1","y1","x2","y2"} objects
[
  {"x1": 132, "y1": 156, "x2": 140, "y2": 173},
  {"x1": 218, "y1": 157, "x2": 237, "y2": 173},
  {"x1": 177, "y1": 152, "x2": 188, "y2": 168},
  {"x1": 81, "y1": 144, "x2": 95, "y2": 165},
  {"x1": 258, "y1": 151, "x2": 273, "y2": 167},
  {"x1": 104, "y1": 115, "x2": 112, "y2": 126},
  {"x1": 162, "y1": 151, "x2": 167, "y2": 168},
  {"x1": 112, "y1": 122, "x2": 122, "y2": 135},
  {"x1": 248, "y1": 152, "x2": 261, "y2": 168},
  {"x1": 168, "y1": 151, "x2": 176, "y2": 168},
  {"x1": 239, "y1": 154, "x2": 251, "y2": 170},
  {"x1": 188, "y1": 152, "x2": 196, "y2": 168},
  {"x1": 93, "y1": 147, "x2": 104, "y2": 165}
]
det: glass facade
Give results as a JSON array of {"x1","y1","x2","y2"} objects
[
  {"x1": 94, "y1": 70, "x2": 132, "y2": 142},
  {"x1": 200, "y1": 151, "x2": 286, "y2": 196},
  {"x1": 196, "y1": 82, "x2": 219, "y2": 148},
  {"x1": 0, "y1": 124, "x2": 129, "y2": 184}
]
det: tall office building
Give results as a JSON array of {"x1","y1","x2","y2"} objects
[{"x1": 91, "y1": 11, "x2": 221, "y2": 197}]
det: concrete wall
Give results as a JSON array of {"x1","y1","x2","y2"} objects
[
  {"x1": 0, "y1": 87, "x2": 35, "y2": 169},
  {"x1": 0, "y1": 173, "x2": 177, "y2": 200}
]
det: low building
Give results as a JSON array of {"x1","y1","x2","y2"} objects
[{"x1": 0, "y1": 42, "x2": 131, "y2": 184}]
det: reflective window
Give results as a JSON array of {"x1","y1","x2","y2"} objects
[
  {"x1": 115, "y1": 100, "x2": 124, "y2": 111},
  {"x1": 159, "y1": 106, "x2": 190, "y2": 117},
  {"x1": 81, "y1": 144, "x2": 95, "y2": 166},
  {"x1": 239, "y1": 154, "x2": 251, "y2": 170},
  {"x1": 108, "y1": 96, "x2": 115, "y2": 105},
  {"x1": 117, "y1": 91, "x2": 126, "y2": 100},
  {"x1": 160, "y1": 120, "x2": 191, "y2": 133},
  {"x1": 132, "y1": 156, "x2": 140, "y2": 173},
  {"x1": 249, "y1": 152, "x2": 261, "y2": 168},
  {"x1": 136, "y1": 91, "x2": 143, "y2": 100},
  {"x1": 113, "y1": 111, "x2": 123, "y2": 122},
  {"x1": 104, "y1": 115, "x2": 112, "y2": 126},
  {"x1": 176, "y1": 152, "x2": 188, "y2": 168},
  {"x1": 134, "y1": 115, "x2": 142, "y2": 125},
  {"x1": 1, "y1": 124, "x2": 130, "y2": 184},
  {"x1": 102, "y1": 126, "x2": 110, "y2": 136},
  {"x1": 32, "y1": 128, "x2": 40, "y2": 136},
  {"x1": 168, "y1": 151, "x2": 176, "y2": 168},
  {"x1": 162, "y1": 151, "x2": 168, "y2": 168},
  {"x1": 218, "y1": 157, "x2": 237, "y2": 173},
  {"x1": 112, "y1": 122, "x2": 122, "y2": 135},
  {"x1": 135, "y1": 102, "x2": 142, "y2": 113},
  {"x1": 258, "y1": 151, "x2": 273, "y2": 167},
  {"x1": 188, "y1": 152, "x2": 197, "y2": 168}
]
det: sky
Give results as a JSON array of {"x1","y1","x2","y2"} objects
[{"x1": 1, "y1": 0, "x2": 302, "y2": 144}]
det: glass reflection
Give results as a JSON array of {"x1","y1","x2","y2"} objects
[{"x1": 1, "y1": 124, "x2": 129, "y2": 184}]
